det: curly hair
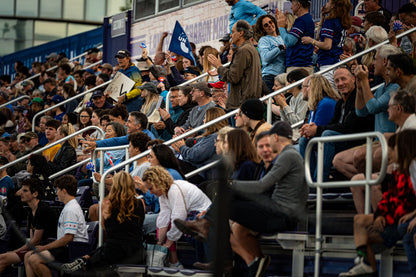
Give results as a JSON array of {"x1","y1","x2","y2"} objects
[
  {"x1": 109, "y1": 105, "x2": 129, "y2": 121},
  {"x1": 107, "y1": 171, "x2": 140, "y2": 224},
  {"x1": 326, "y1": 0, "x2": 352, "y2": 29},
  {"x1": 308, "y1": 74, "x2": 340, "y2": 110},
  {"x1": 255, "y1": 15, "x2": 279, "y2": 40},
  {"x1": 204, "y1": 107, "x2": 229, "y2": 136},
  {"x1": 142, "y1": 166, "x2": 174, "y2": 197}
]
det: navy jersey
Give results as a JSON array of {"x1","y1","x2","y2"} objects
[
  {"x1": 287, "y1": 13, "x2": 315, "y2": 67},
  {"x1": 318, "y1": 18, "x2": 347, "y2": 66}
]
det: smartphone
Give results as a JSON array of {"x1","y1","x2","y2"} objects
[{"x1": 155, "y1": 96, "x2": 163, "y2": 110}]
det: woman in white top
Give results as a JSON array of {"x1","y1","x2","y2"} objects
[{"x1": 142, "y1": 166, "x2": 211, "y2": 268}]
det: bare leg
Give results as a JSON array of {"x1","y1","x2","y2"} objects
[
  {"x1": 27, "y1": 250, "x2": 54, "y2": 277},
  {"x1": 230, "y1": 223, "x2": 262, "y2": 265},
  {"x1": 370, "y1": 183, "x2": 382, "y2": 212},
  {"x1": 169, "y1": 250, "x2": 179, "y2": 264},
  {"x1": 89, "y1": 204, "x2": 99, "y2": 221},
  {"x1": 0, "y1": 252, "x2": 21, "y2": 273},
  {"x1": 350, "y1": 174, "x2": 365, "y2": 214},
  {"x1": 24, "y1": 251, "x2": 35, "y2": 277},
  {"x1": 354, "y1": 144, "x2": 381, "y2": 174},
  {"x1": 333, "y1": 147, "x2": 359, "y2": 179}
]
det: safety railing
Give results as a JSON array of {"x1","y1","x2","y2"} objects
[
  {"x1": 49, "y1": 158, "x2": 90, "y2": 180},
  {"x1": 23, "y1": 45, "x2": 103, "y2": 82},
  {"x1": 31, "y1": 80, "x2": 111, "y2": 132},
  {"x1": 0, "y1": 95, "x2": 31, "y2": 109},
  {"x1": 304, "y1": 131, "x2": 388, "y2": 277},
  {"x1": 95, "y1": 26, "x2": 416, "y2": 246},
  {"x1": 92, "y1": 145, "x2": 131, "y2": 181},
  {"x1": 0, "y1": 126, "x2": 104, "y2": 172}
]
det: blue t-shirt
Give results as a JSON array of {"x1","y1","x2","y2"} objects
[
  {"x1": 308, "y1": 96, "x2": 337, "y2": 126},
  {"x1": 317, "y1": 18, "x2": 347, "y2": 66},
  {"x1": 258, "y1": 35, "x2": 286, "y2": 76},
  {"x1": 229, "y1": 0, "x2": 266, "y2": 31},
  {"x1": 0, "y1": 176, "x2": 14, "y2": 196},
  {"x1": 281, "y1": 13, "x2": 314, "y2": 67}
]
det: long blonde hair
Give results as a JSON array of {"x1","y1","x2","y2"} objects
[
  {"x1": 141, "y1": 90, "x2": 160, "y2": 116},
  {"x1": 308, "y1": 75, "x2": 340, "y2": 110},
  {"x1": 59, "y1": 123, "x2": 78, "y2": 149},
  {"x1": 108, "y1": 171, "x2": 139, "y2": 223},
  {"x1": 203, "y1": 47, "x2": 219, "y2": 81}
]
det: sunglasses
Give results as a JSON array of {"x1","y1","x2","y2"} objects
[{"x1": 263, "y1": 20, "x2": 274, "y2": 28}]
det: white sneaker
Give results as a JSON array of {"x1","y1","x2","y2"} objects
[
  {"x1": 339, "y1": 256, "x2": 376, "y2": 277},
  {"x1": 169, "y1": 262, "x2": 184, "y2": 269}
]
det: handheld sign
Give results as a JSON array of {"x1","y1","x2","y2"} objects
[{"x1": 104, "y1": 72, "x2": 135, "y2": 102}]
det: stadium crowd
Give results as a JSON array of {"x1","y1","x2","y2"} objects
[{"x1": 0, "y1": 0, "x2": 415, "y2": 276}]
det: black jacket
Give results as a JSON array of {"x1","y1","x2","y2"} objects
[
  {"x1": 163, "y1": 102, "x2": 197, "y2": 135},
  {"x1": 48, "y1": 141, "x2": 77, "y2": 175}
]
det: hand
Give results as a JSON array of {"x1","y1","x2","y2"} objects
[
  {"x1": 35, "y1": 245, "x2": 47, "y2": 252},
  {"x1": 197, "y1": 210, "x2": 207, "y2": 218},
  {"x1": 301, "y1": 36, "x2": 314, "y2": 45},
  {"x1": 174, "y1": 127, "x2": 185, "y2": 136},
  {"x1": 93, "y1": 172, "x2": 102, "y2": 182},
  {"x1": 171, "y1": 139, "x2": 185, "y2": 152},
  {"x1": 161, "y1": 32, "x2": 168, "y2": 39},
  {"x1": 274, "y1": 93, "x2": 287, "y2": 107},
  {"x1": 303, "y1": 123, "x2": 317, "y2": 139},
  {"x1": 207, "y1": 54, "x2": 222, "y2": 69},
  {"x1": 80, "y1": 140, "x2": 97, "y2": 154},
  {"x1": 217, "y1": 96, "x2": 226, "y2": 109},
  {"x1": 133, "y1": 176, "x2": 147, "y2": 192},
  {"x1": 153, "y1": 121, "x2": 166, "y2": 130},
  {"x1": 388, "y1": 30, "x2": 398, "y2": 47},
  {"x1": 157, "y1": 82, "x2": 166, "y2": 92},
  {"x1": 142, "y1": 48, "x2": 148, "y2": 59},
  {"x1": 372, "y1": 216, "x2": 386, "y2": 232},
  {"x1": 358, "y1": 35, "x2": 366, "y2": 49},
  {"x1": 159, "y1": 108, "x2": 171, "y2": 120},
  {"x1": 340, "y1": 53, "x2": 352, "y2": 61},
  {"x1": 117, "y1": 95, "x2": 125, "y2": 103},
  {"x1": 354, "y1": 65, "x2": 369, "y2": 81},
  {"x1": 408, "y1": 217, "x2": 416, "y2": 233},
  {"x1": 275, "y1": 10, "x2": 287, "y2": 28}
]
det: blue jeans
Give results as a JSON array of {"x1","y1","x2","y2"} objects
[
  {"x1": 262, "y1": 74, "x2": 276, "y2": 94},
  {"x1": 398, "y1": 219, "x2": 416, "y2": 276},
  {"x1": 301, "y1": 130, "x2": 349, "y2": 182}
]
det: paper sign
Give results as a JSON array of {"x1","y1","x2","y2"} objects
[{"x1": 104, "y1": 72, "x2": 136, "y2": 102}]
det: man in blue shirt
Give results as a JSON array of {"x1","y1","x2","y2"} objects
[
  {"x1": 226, "y1": 0, "x2": 266, "y2": 31},
  {"x1": 276, "y1": 0, "x2": 314, "y2": 74}
]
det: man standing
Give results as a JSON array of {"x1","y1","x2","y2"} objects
[
  {"x1": 276, "y1": 0, "x2": 314, "y2": 74},
  {"x1": 225, "y1": 0, "x2": 266, "y2": 31},
  {"x1": 25, "y1": 175, "x2": 88, "y2": 277},
  {"x1": 208, "y1": 20, "x2": 262, "y2": 111},
  {"x1": 114, "y1": 49, "x2": 143, "y2": 112},
  {"x1": 0, "y1": 178, "x2": 57, "y2": 273}
]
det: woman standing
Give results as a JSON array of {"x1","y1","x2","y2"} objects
[
  {"x1": 301, "y1": 0, "x2": 352, "y2": 86},
  {"x1": 61, "y1": 171, "x2": 146, "y2": 274},
  {"x1": 142, "y1": 166, "x2": 211, "y2": 268},
  {"x1": 255, "y1": 14, "x2": 286, "y2": 92}
]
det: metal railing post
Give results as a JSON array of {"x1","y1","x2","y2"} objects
[
  {"x1": 0, "y1": 95, "x2": 31, "y2": 109},
  {"x1": 364, "y1": 137, "x2": 373, "y2": 214},
  {"x1": 267, "y1": 98, "x2": 273, "y2": 125}
]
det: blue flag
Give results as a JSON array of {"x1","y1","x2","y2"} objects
[{"x1": 168, "y1": 21, "x2": 196, "y2": 65}]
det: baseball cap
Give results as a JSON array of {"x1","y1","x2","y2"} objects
[
  {"x1": 351, "y1": 16, "x2": 363, "y2": 28},
  {"x1": 219, "y1": 33, "x2": 231, "y2": 42},
  {"x1": 115, "y1": 49, "x2": 131, "y2": 59},
  {"x1": 21, "y1": 80, "x2": 34, "y2": 87},
  {"x1": 190, "y1": 81, "x2": 211, "y2": 95},
  {"x1": 267, "y1": 121, "x2": 293, "y2": 140},
  {"x1": 99, "y1": 63, "x2": 113, "y2": 71},
  {"x1": 30, "y1": 97, "x2": 44, "y2": 107},
  {"x1": 240, "y1": 99, "x2": 264, "y2": 120},
  {"x1": 184, "y1": 67, "x2": 200, "y2": 76},
  {"x1": 92, "y1": 90, "x2": 104, "y2": 99},
  {"x1": 46, "y1": 52, "x2": 58, "y2": 59},
  {"x1": 138, "y1": 82, "x2": 158, "y2": 94},
  {"x1": 208, "y1": 81, "x2": 226, "y2": 89},
  {"x1": 23, "y1": 131, "x2": 38, "y2": 139},
  {"x1": 85, "y1": 68, "x2": 95, "y2": 75},
  {"x1": 51, "y1": 95, "x2": 65, "y2": 103}
]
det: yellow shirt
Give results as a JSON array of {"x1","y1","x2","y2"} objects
[{"x1": 43, "y1": 143, "x2": 61, "y2": 162}]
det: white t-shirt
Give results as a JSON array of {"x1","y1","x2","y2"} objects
[
  {"x1": 410, "y1": 159, "x2": 416, "y2": 195},
  {"x1": 396, "y1": 114, "x2": 416, "y2": 133},
  {"x1": 57, "y1": 199, "x2": 88, "y2": 242}
]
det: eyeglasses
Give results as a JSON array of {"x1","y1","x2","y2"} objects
[{"x1": 80, "y1": 115, "x2": 90, "y2": 118}]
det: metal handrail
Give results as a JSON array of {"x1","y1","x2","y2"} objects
[
  {"x1": 95, "y1": 26, "x2": 416, "y2": 246},
  {"x1": 49, "y1": 158, "x2": 90, "y2": 179},
  {"x1": 22, "y1": 45, "x2": 103, "y2": 82},
  {"x1": 92, "y1": 145, "x2": 131, "y2": 181},
  {"x1": 185, "y1": 160, "x2": 220, "y2": 179},
  {"x1": 304, "y1": 131, "x2": 388, "y2": 277},
  {"x1": 0, "y1": 95, "x2": 31, "y2": 109},
  {"x1": 31, "y1": 80, "x2": 111, "y2": 132},
  {"x1": 0, "y1": 125, "x2": 104, "y2": 172}
]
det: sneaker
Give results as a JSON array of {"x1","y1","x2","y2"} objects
[
  {"x1": 60, "y1": 258, "x2": 86, "y2": 274},
  {"x1": 247, "y1": 255, "x2": 271, "y2": 277},
  {"x1": 169, "y1": 262, "x2": 184, "y2": 269},
  {"x1": 339, "y1": 256, "x2": 376, "y2": 277}
]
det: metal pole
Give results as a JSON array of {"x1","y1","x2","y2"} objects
[
  {"x1": 166, "y1": 90, "x2": 171, "y2": 113},
  {"x1": 0, "y1": 95, "x2": 31, "y2": 109},
  {"x1": 364, "y1": 137, "x2": 373, "y2": 215},
  {"x1": 267, "y1": 97, "x2": 272, "y2": 125},
  {"x1": 314, "y1": 142, "x2": 324, "y2": 277}
]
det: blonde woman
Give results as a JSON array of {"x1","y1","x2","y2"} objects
[
  {"x1": 48, "y1": 123, "x2": 78, "y2": 174},
  {"x1": 202, "y1": 47, "x2": 219, "y2": 83},
  {"x1": 139, "y1": 82, "x2": 161, "y2": 121},
  {"x1": 142, "y1": 166, "x2": 211, "y2": 268}
]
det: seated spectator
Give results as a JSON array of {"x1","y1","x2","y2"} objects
[
  {"x1": 214, "y1": 126, "x2": 234, "y2": 156},
  {"x1": 386, "y1": 53, "x2": 416, "y2": 90},
  {"x1": 363, "y1": 0, "x2": 392, "y2": 28},
  {"x1": 172, "y1": 107, "x2": 228, "y2": 178},
  {"x1": 146, "y1": 144, "x2": 185, "y2": 180},
  {"x1": 0, "y1": 157, "x2": 14, "y2": 196},
  {"x1": 224, "y1": 129, "x2": 259, "y2": 180},
  {"x1": 363, "y1": 11, "x2": 388, "y2": 33},
  {"x1": 62, "y1": 84, "x2": 79, "y2": 114},
  {"x1": 175, "y1": 121, "x2": 307, "y2": 277},
  {"x1": 299, "y1": 67, "x2": 374, "y2": 181},
  {"x1": 25, "y1": 175, "x2": 88, "y2": 276},
  {"x1": 142, "y1": 166, "x2": 211, "y2": 268},
  {"x1": 235, "y1": 99, "x2": 271, "y2": 144},
  {"x1": 78, "y1": 108, "x2": 95, "y2": 138},
  {"x1": 95, "y1": 122, "x2": 127, "y2": 173},
  {"x1": 50, "y1": 95, "x2": 66, "y2": 122},
  {"x1": 27, "y1": 154, "x2": 55, "y2": 200},
  {"x1": 275, "y1": 69, "x2": 309, "y2": 139},
  {"x1": 160, "y1": 86, "x2": 196, "y2": 137},
  {"x1": 42, "y1": 119, "x2": 62, "y2": 162},
  {"x1": 398, "y1": 3, "x2": 416, "y2": 44},
  {"x1": 174, "y1": 82, "x2": 216, "y2": 136},
  {"x1": 61, "y1": 171, "x2": 145, "y2": 274},
  {"x1": 361, "y1": 26, "x2": 388, "y2": 84},
  {"x1": 333, "y1": 45, "x2": 401, "y2": 182},
  {"x1": 62, "y1": 113, "x2": 79, "y2": 130},
  {"x1": 108, "y1": 105, "x2": 128, "y2": 127},
  {"x1": 90, "y1": 90, "x2": 113, "y2": 110},
  {"x1": 0, "y1": 178, "x2": 58, "y2": 274},
  {"x1": 298, "y1": 74, "x2": 340, "y2": 156},
  {"x1": 36, "y1": 115, "x2": 52, "y2": 147},
  {"x1": 48, "y1": 123, "x2": 77, "y2": 175},
  {"x1": 208, "y1": 81, "x2": 227, "y2": 110},
  {"x1": 139, "y1": 82, "x2": 162, "y2": 120},
  {"x1": 90, "y1": 109, "x2": 106, "y2": 140},
  {"x1": 253, "y1": 131, "x2": 279, "y2": 180},
  {"x1": 339, "y1": 131, "x2": 416, "y2": 277},
  {"x1": 270, "y1": 73, "x2": 288, "y2": 118},
  {"x1": 255, "y1": 14, "x2": 286, "y2": 93}
]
